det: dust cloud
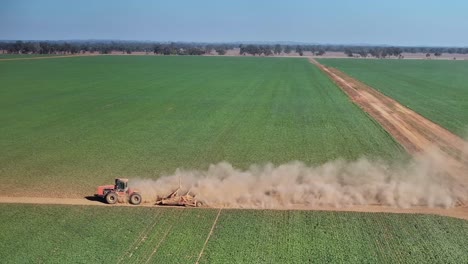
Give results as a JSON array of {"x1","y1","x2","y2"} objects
[{"x1": 130, "y1": 148, "x2": 468, "y2": 209}]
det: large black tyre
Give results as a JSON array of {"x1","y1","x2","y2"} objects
[
  {"x1": 129, "y1": 193, "x2": 142, "y2": 205},
  {"x1": 105, "y1": 192, "x2": 118, "y2": 204}
]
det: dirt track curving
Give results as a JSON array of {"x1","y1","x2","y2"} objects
[{"x1": 311, "y1": 58, "x2": 468, "y2": 179}]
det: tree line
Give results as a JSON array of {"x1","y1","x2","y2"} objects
[
  {"x1": 238, "y1": 44, "x2": 326, "y2": 56},
  {"x1": 343, "y1": 46, "x2": 468, "y2": 58},
  {"x1": 0, "y1": 41, "x2": 235, "y2": 55},
  {"x1": 1, "y1": 40, "x2": 467, "y2": 57}
]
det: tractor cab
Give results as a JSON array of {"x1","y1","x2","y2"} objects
[
  {"x1": 95, "y1": 178, "x2": 142, "y2": 205},
  {"x1": 115, "y1": 178, "x2": 129, "y2": 192}
]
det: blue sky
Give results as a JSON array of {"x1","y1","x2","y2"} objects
[{"x1": 1, "y1": 0, "x2": 467, "y2": 46}]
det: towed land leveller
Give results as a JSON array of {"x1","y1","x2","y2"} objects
[{"x1": 155, "y1": 186, "x2": 202, "y2": 207}]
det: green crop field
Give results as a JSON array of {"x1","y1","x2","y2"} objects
[
  {"x1": 0, "y1": 56, "x2": 403, "y2": 197},
  {"x1": 318, "y1": 59, "x2": 468, "y2": 137},
  {"x1": 0, "y1": 204, "x2": 467, "y2": 263}
]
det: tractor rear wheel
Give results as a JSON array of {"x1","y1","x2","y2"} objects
[
  {"x1": 129, "y1": 193, "x2": 142, "y2": 205},
  {"x1": 105, "y1": 192, "x2": 118, "y2": 204}
]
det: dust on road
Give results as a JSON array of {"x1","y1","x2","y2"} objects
[{"x1": 0, "y1": 196, "x2": 467, "y2": 220}]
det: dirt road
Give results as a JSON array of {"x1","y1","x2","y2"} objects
[
  {"x1": 311, "y1": 58, "x2": 468, "y2": 176},
  {"x1": 1, "y1": 196, "x2": 467, "y2": 220}
]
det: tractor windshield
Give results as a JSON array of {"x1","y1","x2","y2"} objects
[{"x1": 116, "y1": 180, "x2": 127, "y2": 191}]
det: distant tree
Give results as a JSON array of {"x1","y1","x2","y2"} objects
[
  {"x1": 274, "y1": 44, "x2": 282, "y2": 55},
  {"x1": 256, "y1": 45, "x2": 271, "y2": 56},
  {"x1": 245, "y1": 45, "x2": 260, "y2": 56},
  {"x1": 344, "y1": 48, "x2": 353, "y2": 57},
  {"x1": 434, "y1": 52, "x2": 442, "y2": 57},
  {"x1": 239, "y1": 45, "x2": 246, "y2": 55},
  {"x1": 315, "y1": 50, "x2": 325, "y2": 56},
  {"x1": 187, "y1": 47, "x2": 205, "y2": 55},
  {"x1": 153, "y1": 44, "x2": 162, "y2": 54},
  {"x1": 69, "y1": 45, "x2": 79, "y2": 54},
  {"x1": 263, "y1": 48, "x2": 273, "y2": 56},
  {"x1": 80, "y1": 45, "x2": 89, "y2": 53},
  {"x1": 381, "y1": 49, "x2": 388, "y2": 58},
  {"x1": 215, "y1": 48, "x2": 226, "y2": 55},
  {"x1": 295, "y1": 45, "x2": 303, "y2": 56},
  {"x1": 12, "y1": 41, "x2": 24, "y2": 54},
  {"x1": 100, "y1": 47, "x2": 112, "y2": 54},
  {"x1": 358, "y1": 50, "x2": 368, "y2": 58},
  {"x1": 63, "y1": 42, "x2": 72, "y2": 54},
  {"x1": 162, "y1": 46, "x2": 171, "y2": 55},
  {"x1": 168, "y1": 42, "x2": 178, "y2": 55},
  {"x1": 21, "y1": 42, "x2": 35, "y2": 54},
  {"x1": 369, "y1": 48, "x2": 378, "y2": 58},
  {"x1": 426, "y1": 53, "x2": 431, "y2": 58},
  {"x1": 284, "y1": 45, "x2": 292, "y2": 54},
  {"x1": 204, "y1": 45, "x2": 214, "y2": 54},
  {"x1": 389, "y1": 47, "x2": 402, "y2": 57}
]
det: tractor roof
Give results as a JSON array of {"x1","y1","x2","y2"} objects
[{"x1": 116, "y1": 178, "x2": 129, "y2": 182}]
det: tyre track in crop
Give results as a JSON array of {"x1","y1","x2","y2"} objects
[
  {"x1": 143, "y1": 211, "x2": 181, "y2": 264},
  {"x1": 311, "y1": 58, "x2": 468, "y2": 196},
  {"x1": 117, "y1": 211, "x2": 163, "y2": 264},
  {"x1": 195, "y1": 208, "x2": 222, "y2": 264}
]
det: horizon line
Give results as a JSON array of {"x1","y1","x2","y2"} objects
[{"x1": 0, "y1": 39, "x2": 467, "y2": 48}]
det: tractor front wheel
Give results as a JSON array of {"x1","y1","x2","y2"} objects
[
  {"x1": 105, "y1": 192, "x2": 118, "y2": 204},
  {"x1": 129, "y1": 193, "x2": 142, "y2": 205}
]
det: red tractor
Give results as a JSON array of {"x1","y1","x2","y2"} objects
[{"x1": 95, "y1": 178, "x2": 142, "y2": 205}]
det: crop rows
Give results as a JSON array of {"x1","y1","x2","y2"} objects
[
  {"x1": 1, "y1": 204, "x2": 467, "y2": 263},
  {"x1": 200, "y1": 210, "x2": 468, "y2": 263},
  {"x1": 0, "y1": 56, "x2": 403, "y2": 197}
]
